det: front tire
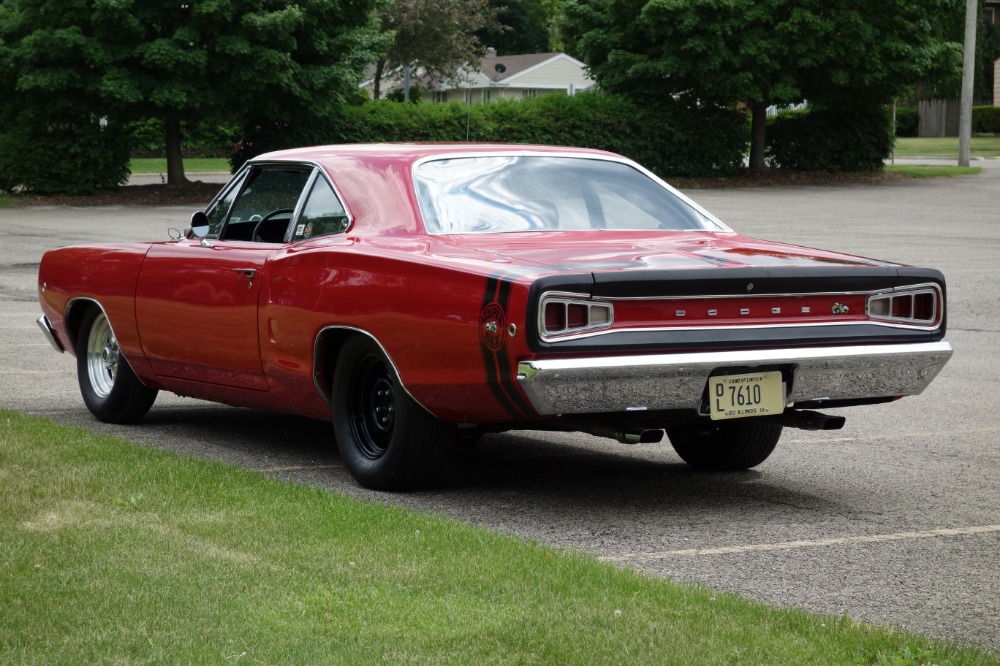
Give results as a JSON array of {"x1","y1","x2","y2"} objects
[
  {"x1": 332, "y1": 336, "x2": 455, "y2": 490},
  {"x1": 76, "y1": 306, "x2": 157, "y2": 424},
  {"x1": 667, "y1": 419, "x2": 782, "y2": 471}
]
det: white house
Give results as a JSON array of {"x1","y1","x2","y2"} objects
[{"x1": 362, "y1": 49, "x2": 595, "y2": 103}]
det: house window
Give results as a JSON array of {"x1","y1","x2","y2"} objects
[
  {"x1": 432, "y1": 91, "x2": 447, "y2": 104},
  {"x1": 523, "y1": 89, "x2": 538, "y2": 99},
  {"x1": 481, "y1": 89, "x2": 491, "y2": 103},
  {"x1": 985, "y1": 7, "x2": 996, "y2": 26}
]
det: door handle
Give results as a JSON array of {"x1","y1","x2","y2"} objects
[{"x1": 233, "y1": 268, "x2": 257, "y2": 280}]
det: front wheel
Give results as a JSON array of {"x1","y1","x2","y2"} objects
[
  {"x1": 667, "y1": 419, "x2": 782, "y2": 471},
  {"x1": 76, "y1": 306, "x2": 157, "y2": 423},
  {"x1": 332, "y1": 336, "x2": 455, "y2": 490}
]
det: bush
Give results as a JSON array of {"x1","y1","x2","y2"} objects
[
  {"x1": 893, "y1": 106, "x2": 918, "y2": 137},
  {"x1": 972, "y1": 106, "x2": 1000, "y2": 134},
  {"x1": 232, "y1": 93, "x2": 749, "y2": 178},
  {"x1": 767, "y1": 104, "x2": 892, "y2": 172},
  {"x1": 0, "y1": 115, "x2": 131, "y2": 194}
]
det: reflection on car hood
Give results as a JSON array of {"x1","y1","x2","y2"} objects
[{"x1": 446, "y1": 231, "x2": 895, "y2": 272}]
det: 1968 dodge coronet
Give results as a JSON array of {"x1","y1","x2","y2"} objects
[{"x1": 37, "y1": 144, "x2": 953, "y2": 489}]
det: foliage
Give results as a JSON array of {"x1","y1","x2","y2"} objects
[
  {"x1": 894, "y1": 106, "x2": 919, "y2": 137},
  {"x1": 370, "y1": 0, "x2": 501, "y2": 99},
  {"x1": 0, "y1": 114, "x2": 131, "y2": 195},
  {"x1": 0, "y1": 0, "x2": 382, "y2": 187},
  {"x1": 324, "y1": 93, "x2": 748, "y2": 177},
  {"x1": 767, "y1": 105, "x2": 893, "y2": 172},
  {"x1": 972, "y1": 105, "x2": 1000, "y2": 134},
  {"x1": 128, "y1": 118, "x2": 237, "y2": 158},
  {"x1": 478, "y1": 0, "x2": 551, "y2": 55},
  {"x1": 563, "y1": 0, "x2": 960, "y2": 170}
]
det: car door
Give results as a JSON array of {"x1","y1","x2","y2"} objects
[{"x1": 135, "y1": 165, "x2": 313, "y2": 390}]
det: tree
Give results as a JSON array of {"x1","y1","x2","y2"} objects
[
  {"x1": 477, "y1": 0, "x2": 550, "y2": 55},
  {"x1": 371, "y1": 0, "x2": 502, "y2": 100},
  {"x1": 564, "y1": 0, "x2": 961, "y2": 171},
  {"x1": 0, "y1": 0, "x2": 382, "y2": 186}
]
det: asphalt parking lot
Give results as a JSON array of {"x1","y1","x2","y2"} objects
[{"x1": 2, "y1": 169, "x2": 998, "y2": 653}]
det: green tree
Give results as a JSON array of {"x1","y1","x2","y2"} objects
[
  {"x1": 478, "y1": 0, "x2": 550, "y2": 55},
  {"x1": 564, "y1": 0, "x2": 960, "y2": 170},
  {"x1": 371, "y1": 0, "x2": 502, "y2": 100},
  {"x1": 0, "y1": 0, "x2": 382, "y2": 187}
]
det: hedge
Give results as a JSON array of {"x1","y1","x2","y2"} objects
[
  {"x1": 0, "y1": 115, "x2": 131, "y2": 195},
  {"x1": 767, "y1": 104, "x2": 892, "y2": 172},
  {"x1": 972, "y1": 106, "x2": 1000, "y2": 134},
  {"x1": 232, "y1": 93, "x2": 750, "y2": 179}
]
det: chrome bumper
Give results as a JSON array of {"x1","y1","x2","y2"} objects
[
  {"x1": 37, "y1": 315, "x2": 65, "y2": 353},
  {"x1": 516, "y1": 342, "x2": 953, "y2": 416}
]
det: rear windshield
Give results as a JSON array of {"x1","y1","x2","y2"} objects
[{"x1": 414, "y1": 155, "x2": 722, "y2": 234}]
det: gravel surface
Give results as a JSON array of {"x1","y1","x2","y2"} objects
[{"x1": 2, "y1": 169, "x2": 998, "y2": 654}]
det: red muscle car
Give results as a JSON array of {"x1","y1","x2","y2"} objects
[{"x1": 37, "y1": 144, "x2": 953, "y2": 489}]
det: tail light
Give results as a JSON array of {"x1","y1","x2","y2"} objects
[
  {"x1": 866, "y1": 286, "x2": 942, "y2": 328},
  {"x1": 540, "y1": 295, "x2": 613, "y2": 339}
]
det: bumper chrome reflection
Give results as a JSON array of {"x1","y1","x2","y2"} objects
[
  {"x1": 37, "y1": 315, "x2": 65, "y2": 353},
  {"x1": 516, "y1": 341, "x2": 953, "y2": 416}
]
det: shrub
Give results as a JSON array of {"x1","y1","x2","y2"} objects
[
  {"x1": 0, "y1": 115, "x2": 131, "y2": 194},
  {"x1": 232, "y1": 93, "x2": 749, "y2": 178},
  {"x1": 893, "y1": 106, "x2": 918, "y2": 137},
  {"x1": 767, "y1": 104, "x2": 892, "y2": 172},
  {"x1": 972, "y1": 105, "x2": 1000, "y2": 134}
]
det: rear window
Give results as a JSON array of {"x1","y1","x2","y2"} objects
[{"x1": 414, "y1": 155, "x2": 722, "y2": 234}]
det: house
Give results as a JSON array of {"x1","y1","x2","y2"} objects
[{"x1": 361, "y1": 49, "x2": 595, "y2": 103}]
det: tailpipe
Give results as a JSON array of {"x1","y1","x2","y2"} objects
[{"x1": 588, "y1": 425, "x2": 665, "y2": 445}]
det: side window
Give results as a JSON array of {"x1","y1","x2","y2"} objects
[
  {"x1": 205, "y1": 171, "x2": 248, "y2": 238},
  {"x1": 221, "y1": 167, "x2": 312, "y2": 241},
  {"x1": 293, "y1": 176, "x2": 349, "y2": 240}
]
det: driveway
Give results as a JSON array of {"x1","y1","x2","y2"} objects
[{"x1": 2, "y1": 171, "x2": 998, "y2": 653}]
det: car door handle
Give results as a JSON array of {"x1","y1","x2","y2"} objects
[{"x1": 233, "y1": 268, "x2": 257, "y2": 279}]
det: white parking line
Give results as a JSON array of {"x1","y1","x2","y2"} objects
[
  {"x1": 603, "y1": 525, "x2": 1000, "y2": 562},
  {"x1": 785, "y1": 425, "x2": 1000, "y2": 444}
]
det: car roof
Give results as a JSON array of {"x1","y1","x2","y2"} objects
[{"x1": 251, "y1": 143, "x2": 620, "y2": 167}]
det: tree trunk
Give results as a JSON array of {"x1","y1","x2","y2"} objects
[
  {"x1": 373, "y1": 60, "x2": 385, "y2": 100},
  {"x1": 748, "y1": 98, "x2": 769, "y2": 172},
  {"x1": 165, "y1": 116, "x2": 186, "y2": 186}
]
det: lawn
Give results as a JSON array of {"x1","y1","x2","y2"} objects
[
  {"x1": 1, "y1": 411, "x2": 995, "y2": 664},
  {"x1": 130, "y1": 157, "x2": 231, "y2": 174},
  {"x1": 893, "y1": 136, "x2": 1000, "y2": 159}
]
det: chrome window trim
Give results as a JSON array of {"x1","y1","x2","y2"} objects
[{"x1": 410, "y1": 150, "x2": 731, "y2": 234}]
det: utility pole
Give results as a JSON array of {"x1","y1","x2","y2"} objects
[{"x1": 958, "y1": 0, "x2": 978, "y2": 167}]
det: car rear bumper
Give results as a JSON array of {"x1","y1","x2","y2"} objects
[{"x1": 516, "y1": 341, "x2": 953, "y2": 416}]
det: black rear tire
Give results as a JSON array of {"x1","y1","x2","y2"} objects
[
  {"x1": 76, "y1": 306, "x2": 157, "y2": 424},
  {"x1": 667, "y1": 419, "x2": 782, "y2": 471},
  {"x1": 332, "y1": 336, "x2": 455, "y2": 490}
]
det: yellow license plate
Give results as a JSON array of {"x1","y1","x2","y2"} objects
[{"x1": 708, "y1": 371, "x2": 785, "y2": 421}]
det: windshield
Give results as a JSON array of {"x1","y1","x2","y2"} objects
[{"x1": 414, "y1": 155, "x2": 723, "y2": 234}]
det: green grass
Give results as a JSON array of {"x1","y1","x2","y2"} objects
[
  {"x1": 0, "y1": 193, "x2": 15, "y2": 207},
  {"x1": 0, "y1": 411, "x2": 996, "y2": 665},
  {"x1": 893, "y1": 136, "x2": 1000, "y2": 159},
  {"x1": 886, "y1": 165, "x2": 984, "y2": 178},
  {"x1": 129, "y1": 157, "x2": 230, "y2": 174}
]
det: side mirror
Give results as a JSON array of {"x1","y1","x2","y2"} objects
[{"x1": 187, "y1": 211, "x2": 210, "y2": 238}]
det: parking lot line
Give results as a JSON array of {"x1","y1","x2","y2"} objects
[{"x1": 603, "y1": 525, "x2": 1000, "y2": 562}]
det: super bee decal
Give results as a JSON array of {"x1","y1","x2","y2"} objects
[{"x1": 480, "y1": 276, "x2": 536, "y2": 418}]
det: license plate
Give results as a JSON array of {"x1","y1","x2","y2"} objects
[{"x1": 708, "y1": 371, "x2": 785, "y2": 421}]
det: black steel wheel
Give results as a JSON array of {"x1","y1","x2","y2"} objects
[
  {"x1": 76, "y1": 306, "x2": 157, "y2": 424},
  {"x1": 332, "y1": 336, "x2": 455, "y2": 490},
  {"x1": 667, "y1": 419, "x2": 782, "y2": 471}
]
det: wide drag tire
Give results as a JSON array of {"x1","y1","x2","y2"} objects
[
  {"x1": 332, "y1": 336, "x2": 456, "y2": 490},
  {"x1": 76, "y1": 306, "x2": 157, "y2": 424},
  {"x1": 667, "y1": 419, "x2": 782, "y2": 471}
]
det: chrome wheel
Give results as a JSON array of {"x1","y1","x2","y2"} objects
[
  {"x1": 85, "y1": 311, "x2": 119, "y2": 398},
  {"x1": 75, "y1": 305, "x2": 158, "y2": 424}
]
